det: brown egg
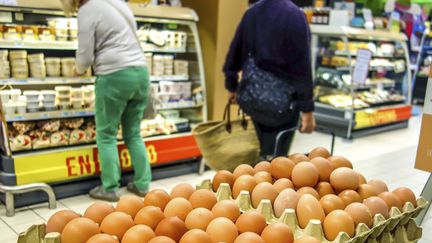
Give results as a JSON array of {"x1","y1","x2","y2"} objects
[
  {"x1": 273, "y1": 188, "x2": 300, "y2": 218},
  {"x1": 212, "y1": 170, "x2": 235, "y2": 192},
  {"x1": 189, "y1": 189, "x2": 217, "y2": 210},
  {"x1": 232, "y1": 174, "x2": 257, "y2": 198},
  {"x1": 122, "y1": 225, "x2": 155, "y2": 243},
  {"x1": 330, "y1": 168, "x2": 359, "y2": 193},
  {"x1": 234, "y1": 232, "x2": 265, "y2": 243},
  {"x1": 297, "y1": 187, "x2": 320, "y2": 200},
  {"x1": 233, "y1": 164, "x2": 255, "y2": 180},
  {"x1": 363, "y1": 196, "x2": 390, "y2": 219},
  {"x1": 100, "y1": 212, "x2": 134, "y2": 240},
  {"x1": 185, "y1": 208, "x2": 214, "y2": 230},
  {"x1": 206, "y1": 217, "x2": 239, "y2": 243},
  {"x1": 338, "y1": 190, "x2": 362, "y2": 206},
  {"x1": 179, "y1": 229, "x2": 212, "y2": 243},
  {"x1": 309, "y1": 147, "x2": 331, "y2": 159},
  {"x1": 148, "y1": 236, "x2": 176, "y2": 243},
  {"x1": 328, "y1": 156, "x2": 353, "y2": 169},
  {"x1": 357, "y1": 173, "x2": 367, "y2": 184},
  {"x1": 170, "y1": 183, "x2": 195, "y2": 200},
  {"x1": 323, "y1": 210, "x2": 355, "y2": 240},
  {"x1": 357, "y1": 184, "x2": 378, "y2": 200},
  {"x1": 292, "y1": 162, "x2": 319, "y2": 188},
  {"x1": 294, "y1": 236, "x2": 320, "y2": 243},
  {"x1": 134, "y1": 206, "x2": 165, "y2": 230},
  {"x1": 392, "y1": 187, "x2": 417, "y2": 207},
  {"x1": 84, "y1": 202, "x2": 115, "y2": 225},
  {"x1": 315, "y1": 182, "x2": 336, "y2": 198},
  {"x1": 254, "y1": 161, "x2": 271, "y2": 173},
  {"x1": 378, "y1": 192, "x2": 403, "y2": 210},
  {"x1": 289, "y1": 153, "x2": 310, "y2": 164},
  {"x1": 261, "y1": 222, "x2": 294, "y2": 243},
  {"x1": 155, "y1": 216, "x2": 188, "y2": 242},
  {"x1": 310, "y1": 157, "x2": 334, "y2": 182},
  {"x1": 273, "y1": 178, "x2": 294, "y2": 193},
  {"x1": 46, "y1": 210, "x2": 81, "y2": 233},
  {"x1": 235, "y1": 211, "x2": 267, "y2": 234},
  {"x1": 116, "y1": 195, "x2": 144, "y2": 218},
  {"x1": 211, "y1": 200, "x2": 240, "y2": 223},
  {"x1": 270, "y1": 157, "x2": 295, "y2": 179},
  {"x1": 164, "y1": 197, "x2": 193, "y2": 221},
  {"x1": 344, "y1": 202, "x2": 373, "y2": 228},
  {"x1": 86, "y1": 233, "x2": 119, "y2": 243},
  {"x1": 252, "y1": 182, "x2": 279, "y2": 208},
  {"x1": 254, "y1": 171, "x2": 274, "y2": 184},
  {"x1": 367, "y1": 179, "x2": 389, "y2": 194},
  {"x1": 144, "y1": 189, "x2": 171, "y2": 211},
  {"x1": 320, "y1": 194, "x2": 345, "y2": 215},
  {"x1": 61, "y1": 217, "x2": 100, "y2": 243},
  {"x1": 296, "y1": 194, "x2": 326, "y2": 229}
]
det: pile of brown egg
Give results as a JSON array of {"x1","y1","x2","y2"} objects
[{"x1": 44, "y1": 147, "x2": 418, "y2": 243}]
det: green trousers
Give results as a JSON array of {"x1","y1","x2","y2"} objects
[{"x1": 95, "y1": 67, "x2": 152, "y2": 192}]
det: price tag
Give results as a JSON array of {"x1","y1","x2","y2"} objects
[{"x1": 352, "y1": 49, "x2": 372, "y2": 85}]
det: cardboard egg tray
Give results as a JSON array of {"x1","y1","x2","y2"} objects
[{"x1": 197, "y1": 179, "x2": 428, "y2": 243}]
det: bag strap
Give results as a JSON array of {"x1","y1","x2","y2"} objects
[
  {"x1": 223, "y1": 100, "x2": 248, "y2": 133},
  {"x1": 104, "y1": 0, "x2": 144, "y2": 52}
]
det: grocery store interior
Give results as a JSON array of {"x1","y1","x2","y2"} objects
[{"x1": 0, "y1": 0, "x2": 431, "y2": 242}]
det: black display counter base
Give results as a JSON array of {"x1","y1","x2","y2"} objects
[{"x1": 0, "y1": 158, "x2": 202, "y2": 208}]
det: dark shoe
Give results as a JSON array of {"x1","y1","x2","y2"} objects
[
  {"x1": 126, "y1": 182, "x2": 148, "y2": 197},
  {"x1": 89, "y1": 186, "x2": 120, "y2": 202}
]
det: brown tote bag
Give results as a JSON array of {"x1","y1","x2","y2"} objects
[{"x1": 192, "y1": 102, "x2": 260, "y2": 172}]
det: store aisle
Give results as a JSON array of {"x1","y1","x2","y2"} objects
[{"x1": 0, "y1": 115, "x2": 431, "y2": 243}]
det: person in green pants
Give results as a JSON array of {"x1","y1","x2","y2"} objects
[{"x1": 60, "y1": 0, "x2": 152, "y2": 201}]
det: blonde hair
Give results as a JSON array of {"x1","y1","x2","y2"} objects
[{"x1": 59, "y1": 0, "x2": 80, "y2": 16}]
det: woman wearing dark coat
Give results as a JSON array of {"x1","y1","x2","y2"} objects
[{"x1": 223, "y1": 0, "x2": 316, "y2": 160}]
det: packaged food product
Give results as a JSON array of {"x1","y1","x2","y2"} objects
[
  {"x1": 69, "y1": 129, "x2": 87, "y2": 144},
  {"x1": 44, "y1": 104, "x2": 57, "y2": 111},
  {"x1": 9, "y1": 89, "x2": 21, "y2": 102},
  {"x1": 11, "y1": 134, "x2": 32, "y2": 151},
  {"x1": 22, "y1": 25, "x2": 39, "y2": 41},
  {"x1": 71, "y1": 98, "x2": 82, "y2": 109},
  {"x1": 62, "y1": 118, "x2": 84, "y2": 129},
  {"x1": 38, "y1": 120, "x2": 60, "y2": 132},
  {"x1": 71, "y1": 88, "x2": 83, "y2": 98},
  {"x1": 84, "y1": 122, "x2": 96, "y2": 142},
  {"x1": 55, "y1": 86, "x2": 72, "y2": 96},
  {"x1": 3, "y1": 103, "x2": 16, "y2": 115},
  {"x1": 26, "y1": 100, "x2": 40, "y2": 110},
  {"x1": 50, "y1": 131, "x2": 69, "y2": 147},
  {"x1": 9, "y1": 50, "x2": 28, "y2": 60},
  {"x1": 46, "y1": 58, "x2": 61, "y2": 77},
  {"x1": 3, "y1": 24, "x2": 21, "y2": 41},
  {"x1": 41, "y1": 90, "x2": 57, "y2": 101},
  {"x1": 12, "y1": 121, "x2": 35, "y2": 135},
  {"x1": 23, "y1": 90, "x2": 40, "y2": 101},
  {"x1": 16, "y1": 102, "x2": 26, "y2": 114},
  {"x1": 28, "y1": 53, "x2": 45, "y2": 63},
  {"x1": 29, "y1": 129, "x2": 51, "y2": 149},
  {"x1": 38, "y1": 26, "x2": 55, "y2": 41},
  {"x1": 61, "y1": 58, "x2": 75, "y2": 77},
  {"x1": 0, "y1": 90, "x2": 10, "y2": 104},
  {"x1": 0, "y1": 61, "x2": 10, "y2": 79}
]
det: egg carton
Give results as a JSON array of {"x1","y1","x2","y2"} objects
[
  {"x1": 197, "y1": 179, "x2": 428, "y2": 243},
  {"x1": 17, "y1": 224, "x2": 60, "y2": 243}
]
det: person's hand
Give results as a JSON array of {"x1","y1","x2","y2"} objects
[
  {"x1": 228, "y1": 92, "x2": 237, "y2": 104},
  {"x1": 300, "y1": 112, "x2": 316, "y2": 134}
]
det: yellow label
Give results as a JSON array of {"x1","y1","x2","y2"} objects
[{"x1": 355, "y1": 110, "x2": 397, "y2": 129}]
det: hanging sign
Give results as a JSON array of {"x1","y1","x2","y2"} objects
[{"x1": 415, "y1": 71, "x2": 432, "y2": 172}]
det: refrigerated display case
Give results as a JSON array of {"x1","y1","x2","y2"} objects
[
  {"x1": 412, "y1": 29, "x2": 431, "y2": 104},
  {"x1": 310, "y1": 25, "x2": 412, "y2": 139},
  {"x1": 0, "y1": 1, "x2": 207, "y2": 206}
]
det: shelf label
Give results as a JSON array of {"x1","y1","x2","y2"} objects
[
  {"x1": 352, "y1": 49, "x2": 372, "y2": 85},
  {"x1": 13, "y1": 135, "x2": 201, "y2": 185},
  {"x1": 416, "y1": 79, "x2": 432, "y2": 172},
  {"x1": 354, "y1": 105, "x2": 412, "y2": 129}
]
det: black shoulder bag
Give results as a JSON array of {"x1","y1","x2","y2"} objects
[{"x1": 236, "y1": 13, "x2": 297, "y2": 127}]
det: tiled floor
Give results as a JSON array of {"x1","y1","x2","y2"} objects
[{"x1": 1, "y1": 114, "x2": 431, "y2": 243}]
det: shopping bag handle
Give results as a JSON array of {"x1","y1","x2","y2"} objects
[{"x1": 223, "y1": 100, "x2": 248, "y2": 133}]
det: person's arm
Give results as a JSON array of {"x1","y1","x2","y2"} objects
[
  {"x1": 75, "y1": 11, "x2": 96, "y2": 75},
  {"x1": 290, "y1": 12, "x2": 316, "y2": 133},
  {"x1": 223, "y1": 13, "x2": 248, "y2": 98}
]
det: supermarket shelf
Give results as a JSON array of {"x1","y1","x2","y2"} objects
[
  {"x1": 5, "y1": 109, "x2": 94, "y2": 122},
  {"x1": 0, "y1": 77, "x2": 95, "y2": 85},
  {"x1": 0, "y1": 39, "x2": 77, "y2": 50},
  {"x1": 143, "y1": 46, "x2": 187, "y2": 53},
  {"x1": 150, "y1": 75, "x2": 189, "y2": 82},
  {"x1": 320, "y1": 65, "x2": 398, "y2": 72},
  {"x1": 156, "y1": 103, "x2": 203, "y2": 110},
  {"x1": 334, "y1": 50, "x2": 402, "y2": 58}
]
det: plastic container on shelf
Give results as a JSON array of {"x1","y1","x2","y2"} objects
[
  {"x1": 55, "y1": 86, "x2": 72, "y2": 96},
  {"x1": 61, "y1": 58, "x2": 75, "y2": 77},
  {"x1": 16, "y1": 102, "x2": 26, "y2": 114},
  {"x1": 11, "y1": 69, "x2": 29, "y2": 80},
  {"x1": 159, "y1": 81, "x2": 175, "y2": 93},
  {"x1": 71, "y1": 88, "x2": 83, "y2": 99},
  {"x1": 23, "y1": 91, "x2": 40, "y2": 102},
  {"x1": 159, "y1": 110, "x2": 180, "y2": 119},
  {"x1": 42, "y1": 100, "x2": 55, "y2": 107},
  {"x1": 0, "y1": 61, "x2": 10, "y2": 79},
  {"x1": 82, "y1": 87, "x2": 94, "y2": 99},
  {"x1": 71, "y1": 98, "x2": 82, "y2": 109},
  {"x1": 3, "y1": 103, "x2": 16, "y2": 115},
  {"x1": 45, "y1": 58, "x2": 61, "y2": 77},
  {"x1": 44, "y1": 104, "x2": 57, "y2": 111},
  {"x1": 11, "y1": 59, "x2": 28, "y2": 68},
  {"x1": 27, "y1": 53, "x2": 45, "y2": 63},
  {"x1": 0, "y1": 50, "x2": 8, "y2": 59},
  {"x1": 10, "y1": 89, "x2": 21, "y2": 102},
  {"x1": 38, "y1": 26, "x2": 55, "y2": 42},
  {"x1": 57, "y1": 95, "x2": 70, "y2": 103},
  {"x1": 26, "y1": 100, "x2": 40, "y2": 109},
  {"x1": 9, "y1": 50, "x2": 27, "y2": 60},
  {"x1": 0, "y1": 90, "x2": 10, "y2": 104},
  {"x1": 41, "y1": 90, "x2": 56, "y2": 101},
  {"x1": 58, "y1": 102, "x2": 70, "y2": 110},
  {"x1": 27, "y1": 107, "x2": 40, "y2": 113}
]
